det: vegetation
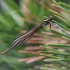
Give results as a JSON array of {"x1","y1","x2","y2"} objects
[{"x1": 0, "y1": 0, "x2": 70, "y2": 70}]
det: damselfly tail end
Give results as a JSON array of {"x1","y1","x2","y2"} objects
[{"x1": 1, "y1": 48, "x2": 11, "y2": 55}]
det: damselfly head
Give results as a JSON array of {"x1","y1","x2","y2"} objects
[
  {"x1": 43, "y1": 16, "x2": 54, "y2": 26},
  {"x1": 48, "y1": 15, "x2": 55, "y2": 21},
  {"x1": 49, "y1": 16, "x2": 54, "y2": 20}
]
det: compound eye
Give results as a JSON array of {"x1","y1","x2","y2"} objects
[{"x1": 49, "y1": 16, "x2": 55, "y2": 20}]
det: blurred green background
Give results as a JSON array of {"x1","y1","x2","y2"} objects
[{"x1": 0, "y1": 0, "x2": 70, "y2": 70}]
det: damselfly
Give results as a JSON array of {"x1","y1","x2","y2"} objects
[{"x1": 1, "y1": 16, "x2": 54, "y2": 55}]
